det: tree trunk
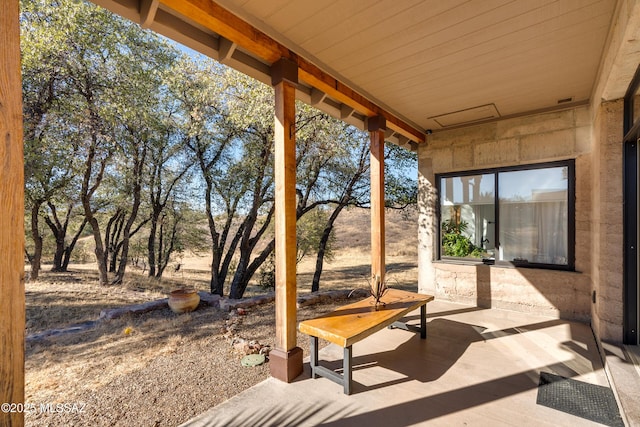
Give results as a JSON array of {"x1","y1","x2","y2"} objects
[
  {"x1": 311, "y1": 207, "x2": 344, "y2": 292},
  {"x1": 209, "y1": 255, "x2": 223, "y2": 295},
  {"x1": 29, "y1": 201, "x2": 43, "y2": 281},
  {"x1": 155, "y1": 215, "x2": 178, "y2": 278},
  {"x1": 113, "y1": 207, "x2": 146, "y2": 283},
  {"x1": 229, "y1": 240, "x2": 274, "y2": 299},
  {"x1": 88, "y1": 216, "x2": 109, "y2": 285},
  {"x1": 228, "y1": 205, "x2": 275, "y2": 299},
  {"x1": 205, "y1": 181, "x2": 224, "y2": 296},
  {"x1": 82, "y1": 167, "x2": 109, "y2": 285},
  {"x1": 45, "y1": 217, "x2": 65, "y2": 271},
  {"x1": 80, "y1": 93, "x2": 111, "y2": 286},
  {"x1": 105, "y1": 209, "x2": 124, "y2": 273},
  {"x1": 229, "y1": 256, "x2": 249, "y2": 299},
  {"x1": 61, "y1": 217, "x2": 88, "y2": 271},
  {"x1": 44, "y1": 203, "x2": 82, "y2": 272},
  {"x1": 114, "y1": 207, "x2": 141, "y2": 284},
  {"x1": 147, "y1": 211, "x2": 159, "y2": 277},
  {"x1": 51, "y1": 234, "x2": 64, "y2": 271}
]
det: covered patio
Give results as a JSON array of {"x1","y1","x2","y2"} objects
[
  {"x1": 182, "y1": 300, "x2": 623, "y2": 426},
  {"x1": 3, "y1": 0, "x2": 640, "y2": 426}
]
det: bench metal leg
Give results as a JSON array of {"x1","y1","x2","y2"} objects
[
  {"x1": 310, "y1": 336, "x2": 319, "y2": 378},
  {"x1": 388, "y1": 303, "x2": 428, "y2": 339},
  {"x1": 344, "y1": 346, "x2": 352, "y2": 395},
  {"x1": 308, "y1": 336, "x2": 353, "y2": 395}
]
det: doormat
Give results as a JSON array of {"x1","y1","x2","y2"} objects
[{"x1": 536, "y1": 371, "x2": 624, "y2": 427}]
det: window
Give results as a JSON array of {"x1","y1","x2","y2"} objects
[{"x1": 438, "y1": 161, "x2": 574, "y2": 270}]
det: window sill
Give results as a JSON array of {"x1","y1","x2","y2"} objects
[
  {"x1": 434, "y1": 258, "x2": 486, "y2": 266},
  {"x1": 434, "y1": 258, "x2": 577, "y2": 273}
]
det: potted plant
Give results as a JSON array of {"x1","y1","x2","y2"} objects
[{"x1": 441, "y1": 219, "x2": 485, "y2": 258}]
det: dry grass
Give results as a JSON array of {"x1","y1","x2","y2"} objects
[{"x1": 24, "y1": 207, "x2": 418, "y2": 426}]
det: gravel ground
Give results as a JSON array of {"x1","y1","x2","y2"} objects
[{"x1": 25, "y1": 296, "x2": 344, "y2": 427}]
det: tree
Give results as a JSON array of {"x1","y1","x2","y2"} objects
[
  {"x1": 308, "y1": 132, "x2": 418, "y2": 292},
  {"x1": 223, "y1": 79, "x2": 350, "y2": 298},
  {"x1": 109, "y1": 33, "x2": 179, "y2": 284},
  {"x1": 308, "y1": 126, "x2": 371, "y2": 292},
  {"x1": 21, "y1": 0, "x2": 417, "y2": 292},
  {"x1": 296, "y1": 207, "x2": 335, "y2": 264},
  {"x1": 21, "y1": 0, "x2": 83, "y2": 279},
  {"x1": 170, "y1": 60, "x2": 238, "y2": 295},
  {"x1": 146, "y1": 132, "x2": 192, "y2": 278},
  {"x1": 152, "y1": 198, "x2": 207, "y2": 277},
  {"x1": 175, "y1": 64, "x2": 332, "y2": 298},
  {"x1": 146, "y1": 64, "x2": 193, "y2": 278},
  {"x1": 223, "y1": 73, "x2": 278, "y2": 299},
  {"x1": 22, "y1": 0, "x2": 183, "y2": 285},
  {"x1": 44, "y1": 201, "x2": 88, "y2": 272}
]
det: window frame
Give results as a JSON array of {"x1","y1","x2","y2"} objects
[{"x1": 436, "y1": 160, "x2": 576, "y2": 271}]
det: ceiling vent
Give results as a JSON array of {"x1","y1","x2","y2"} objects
[
  {"x1": 557, "y1": 97, "x2": 573, "y2": 104},
  {"x1": 430, "y1": 104, "x2": 500, "y2": 127}
]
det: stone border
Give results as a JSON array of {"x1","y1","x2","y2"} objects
[{"x1": 26, "y1": 320, "x2": 101, "y2": 342}]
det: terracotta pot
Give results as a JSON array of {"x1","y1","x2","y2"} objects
[{"x1": 168, "y1": 289, "x2": 200, "y2": 314}]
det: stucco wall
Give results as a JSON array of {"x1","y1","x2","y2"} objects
[{"x1": 418, "y1": 106, "x2": 595, "y2": 322}]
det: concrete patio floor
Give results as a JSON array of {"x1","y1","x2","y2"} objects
[{"x1": 182, "y1": 300, "x2": 638, "y2": 427}]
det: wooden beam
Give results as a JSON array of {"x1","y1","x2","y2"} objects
[
  {"x1": 310, "y1": 88, "x2": 327, "y2": 106},
  {"x1": 218, "y1": 36, "x2": 237, "y2": 62},
  {"x1": 269, "y1": 59, "x2": 303, "y2": 382},
  {"x1": 297, "y1": 58, "x2": 424, "y2": 144},
  {"x1": 158, "y1": 0, "x2": 425, "y2": 144},
  {"x1": 340, "y1": 104, "x2": 355, "y2": 120},
  {"x1": 159, "y1": 0, "x2": 289, "y2": 63},
  {"x1": 369, "y1": 116, "x2": 386, "y2": 283},
  {"x1": 0, "y1": 1, "x2": 25, "y2": 425},
  {"x1": 139, "y1": 0, "x2": 160, "y2": 28}
]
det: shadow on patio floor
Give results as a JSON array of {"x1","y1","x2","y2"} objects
[{"x1": 182, "y1": 300, "x2": 619, "y2": 427}]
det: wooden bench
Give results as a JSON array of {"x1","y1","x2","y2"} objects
[{"x1": 298, "y1": 288, "x2": 434, "y2": 394}]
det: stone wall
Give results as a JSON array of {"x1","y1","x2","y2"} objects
[
  {"x1": 418, "y1": 106, "x2": 596, "y2": 323},
  {"x1": 590, "y1": 100, "x2": 625, "y2": 343}
]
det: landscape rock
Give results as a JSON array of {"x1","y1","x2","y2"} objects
[
  {"x1": 99, "y1": 298, "x2": 169, "y2": 320},
  {"x1": 219, "y1": 294, "x2": 275, "y2": 312},
  {"x1": 26, "y1": 320, "x2": 100, "y2": 342},
  {"x1": 198, "y1": 292, "x2": 221, "y2": 307},
  {"x1": 233, "y1": 338, "x2": 247, "y2": 352}
]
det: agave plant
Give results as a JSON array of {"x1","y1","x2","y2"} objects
[
  {"x1": 347, "y1": 272, "x2": 393, "y2": 309},
  {"x1": 369, "y1": 273, "x2": 389, "y2": 309}
]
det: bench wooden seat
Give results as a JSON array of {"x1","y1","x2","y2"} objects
[{"x1": 298, "y1": 288, "x2": 434, "y2": 394}]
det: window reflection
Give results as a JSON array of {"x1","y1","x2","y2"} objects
[
  {"x1": 438, "y1": 163, "x2": 572, "y2": 268},
  {"x1": 498, "y1": 167, "x2": 568, "y2": 265},
  {"x1": 440, "y1": 174, "x2": 495, "y2": 259}
]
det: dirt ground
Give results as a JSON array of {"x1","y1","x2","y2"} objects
[{"x1": 24, "y1": 208, "x2": 418, "y2": 426}]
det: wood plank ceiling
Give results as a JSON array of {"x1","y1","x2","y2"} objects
[
  {"x1": 215, "y1": 0, "x2": 616, "y2": 130},
  {"x1": 94, "y1": 0, "x2": 617, "y2": 135}
]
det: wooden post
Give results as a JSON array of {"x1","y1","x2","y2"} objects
[
  {"x1": 269, "y1": 58, "x2": 303, "y2": 382},
  {"x1": 369, "y1": 116, "x2": 386, "y2": 283},
  {"x1": 0, "y1": 0, "x2": 26, "y2": 425}
]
